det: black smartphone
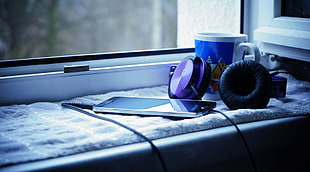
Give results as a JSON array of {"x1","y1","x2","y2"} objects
[{"x1": 93, "y1": 97, "x2": 216, "y2": 118}]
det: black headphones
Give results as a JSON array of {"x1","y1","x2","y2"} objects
[
  {"x1": 168, "y1": 56, "x2": 282, "y2": 110},
  {"x1": 168, "y1": 56, "x2": 211, "y2": 100},
  {"x1": 219, "y1": 60, "x2": 272, "y2": 109}
]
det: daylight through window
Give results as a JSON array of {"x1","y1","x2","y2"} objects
[
  {"x1": 0, "y1": 0, "x2": 240, "y2": 61},
  {"x1": 0, "y1": 0, "x2": 177, "y2": 60}
]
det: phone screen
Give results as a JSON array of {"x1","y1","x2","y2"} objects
[{"x1": 93, "y1": 97, "x2": 216, "y2": 118}]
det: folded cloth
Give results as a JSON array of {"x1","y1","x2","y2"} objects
[{"x1": 0, "y1": 74, "x2": 309, "y2": 167}]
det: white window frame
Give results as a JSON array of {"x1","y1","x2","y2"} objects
[
  {"x1": 0, "y1": 1, "x2": 243, "y2": 105},
  {"x1": 0, "y1": 49, "x2": 194, "y2": 105},
  {"x1": 9, "y1": 0, "x2": 309, "y2": 105},
  {"x1": 243, "y1": 0, "x2": 310, "y2": 69}
]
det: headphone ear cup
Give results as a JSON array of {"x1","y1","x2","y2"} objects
[
  {"x1": 195, "y1": 58, "x2": 211, "y2": 99},
  {"x1": 168, "y1": 56, "x2": 210, "y2": 99},
  {"x1": 219, "y1": 60, "x2": 272, "y2": 110},
  {"x1": 168, "y1": 56, "x2": 197, "y2": 99}
]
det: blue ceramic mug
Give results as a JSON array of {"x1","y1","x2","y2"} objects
[{"x1": 195, "y1": 33, "x2": 260, "y2": 100}]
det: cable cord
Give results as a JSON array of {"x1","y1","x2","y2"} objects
[
  {"x1": 62, "y1": 103, "x2": 257, "y2": 172},
  {"x1": 61, "y1": 103, "x2": 168, "y2": 172},
  {"x1": 211, "y1": 110, "x2": 257, "y2": 172}
]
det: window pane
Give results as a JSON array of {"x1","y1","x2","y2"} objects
[
  {"x1": 0, "y1": 0, "x2": 240, "y2": 61},
  {"x1": 281, "y1": 0, "x2": 310, "y2": 18},
  {"x1": 0, "y1": 0, "x2": 177, "y2": 60}
]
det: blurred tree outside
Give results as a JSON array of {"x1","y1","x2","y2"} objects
[{"x1": 0, "y1": 0, "x2": 177, "y2": 60}]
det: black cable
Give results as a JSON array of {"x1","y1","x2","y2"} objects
[
  {"x1": 61, "y1": 103, "x2": 168, "y2": 172},
  {"x1": 62, "y1": 102, "x2": 257, "y2": 172},
  {"x1": 211, "y1": 110, "x2": 257, "y2": 172}
]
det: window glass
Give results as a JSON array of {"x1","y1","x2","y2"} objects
[
  {"x1": 0, "y1": 0, "x2": 177, "y2": 60},
  {"x1": 281, "y1": 0, "x2": 310, "y2": 18},
  {"x1": 0, "y1": 0, "x2": 240, "y2": 61}
]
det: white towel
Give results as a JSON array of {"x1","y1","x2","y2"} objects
[{"x1": 0, "y1": 74, "x2": 309, "y2": 167}]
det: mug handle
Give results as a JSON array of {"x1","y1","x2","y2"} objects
[{"x1": 237, "y1": 42, "x2": 260, "y2": 63}]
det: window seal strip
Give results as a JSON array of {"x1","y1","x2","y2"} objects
[
  {"x1": 240, "y1": 0, "x2": 245, "y2": 34},
  {"x1": 0, "y1": 48, "x2": 194, "y2": 68}
]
